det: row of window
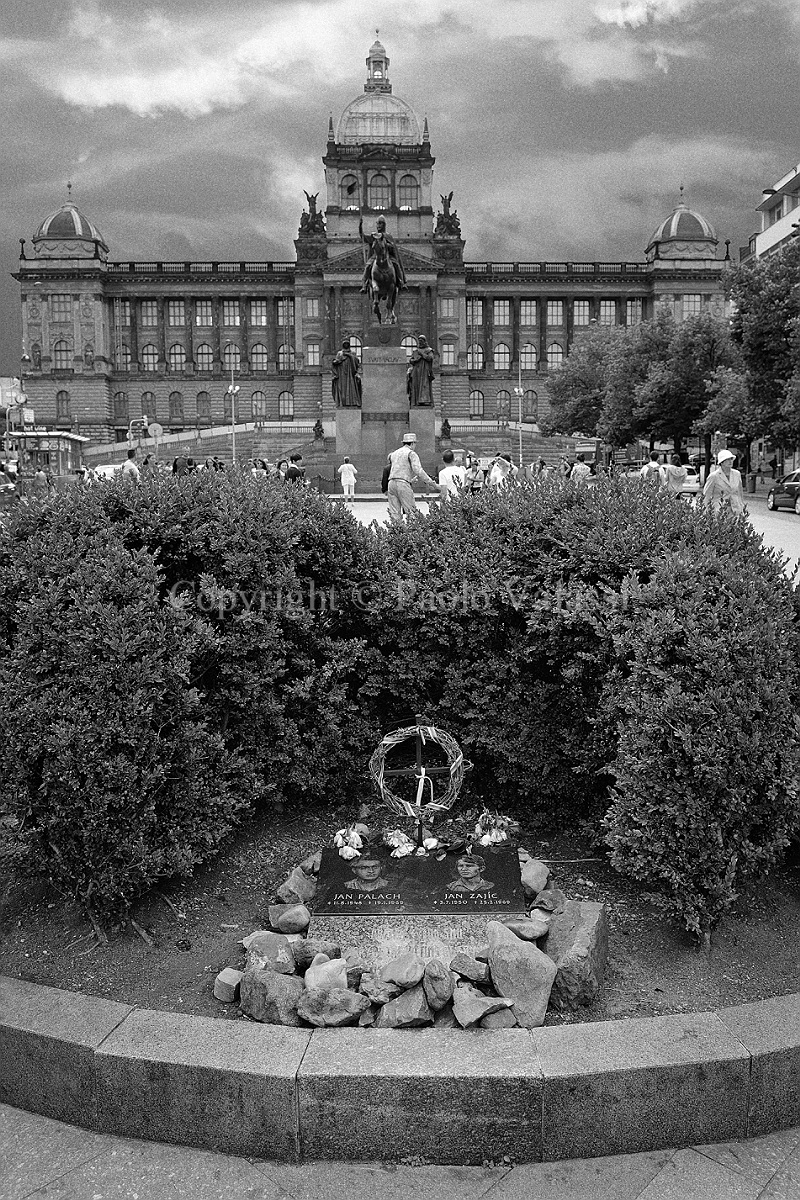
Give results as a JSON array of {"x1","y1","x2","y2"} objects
[
  {"x1": 468, "y1": 390, "x2": 538, "y2": 419},
  {"x1": 55, "y1": 390, "x2": 296, "y2": 423},
  {"x1": 339, "y1": 173, "x2": 418, "y2": 211},
  {"x1": 114, "y1": 298, "x2": 300, "y2": 328},
  {"x1": 111, "y1": 343, "x2": 304, "y2": 372},
  {"x1": 462, "y1": 343, "x2": 562, "y2": 369},
  {"x1": 459, "y1": 298, "x2": 647, "y2": 327},
  {"x1": 56, "y1": 335, "x2": 559, "y2": 373}
]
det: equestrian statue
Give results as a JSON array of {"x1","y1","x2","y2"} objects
[{"x1": 360, "y1": 215, "x2": 407, "y2": 325}]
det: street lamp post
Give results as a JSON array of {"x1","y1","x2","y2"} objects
[
  {"x1": 513, "y1": 356, "x2": 524, "y2": 469},
  {"x1": 227, "y1": 360, "x2": 239, "y2": 466}
]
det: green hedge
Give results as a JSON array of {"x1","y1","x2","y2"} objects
[{"x1": 1, "y1": 473, "x2": 797, "y2": 936}]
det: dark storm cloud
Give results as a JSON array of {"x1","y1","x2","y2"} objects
[{"x1": 2, "y1": 0, "x2": 800, "y2": 370}]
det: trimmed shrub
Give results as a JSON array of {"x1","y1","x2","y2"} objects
[{"x1": 0, "y1": 521, "x2": 247, "y2": 919}]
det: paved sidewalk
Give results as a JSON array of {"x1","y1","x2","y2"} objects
[{"x1": 2, "y1": 1103, "x2": 799, "y2": 1200}]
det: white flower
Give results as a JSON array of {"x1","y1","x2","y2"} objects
[
  {"x1": 422, "y1": 836, "x2": 439, "y2": 850},
  {"x1": 349, "y1": 831, "x2": 363, "y2": 849},
  {"x1": 390, "y1": 844, "x2": 414, "y2": 858},
  {"x1": 414, "y1": 846, "x2": 428, "y2": 856},
  {"x1": 339, "y1": 845, "x2": 360, "y2": 860}
]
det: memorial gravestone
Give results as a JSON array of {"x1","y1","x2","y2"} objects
[{"x1": 309, "y1": 718, "x2": 526, "y2": 968}]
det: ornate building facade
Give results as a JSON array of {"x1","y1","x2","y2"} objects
[{"x1": 14, "y1": 39, "x2": 730, "y2": 447}]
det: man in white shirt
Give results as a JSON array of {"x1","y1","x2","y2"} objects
[
  {"x1": 121, "y1": 449, "x2": 140, "y2": 482},
  {"x1": 337, "y1": 457, "x2": 358, "y2": 500},
  {"x1": 386, "y1": 432, "x2": 447, "y2": 523},
  {"x1": 488, "y1": 453, "x2": 518, "y2": 488},
  {"x1": 569, "y1": 453, "x2": 592, "y2": 482},
  {"x1": 438, "y1": 450, "x2": 466, "y2": 498}
]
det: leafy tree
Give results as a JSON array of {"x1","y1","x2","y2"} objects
[
  {"x1": 598, "y1": 309, "x2": 674, "y2": 447},
  {"x1": 726, "y1": 238, "x2": 800, "y2": 444},
  {"x1": 634, "y1": 312, "x2": 738, "y2": 453},
  {"x1": 542, "y1": 325, "x2": 620, "y2": 436}
]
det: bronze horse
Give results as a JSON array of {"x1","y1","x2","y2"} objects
[{"x1": 367, "y1": 235, "x2": 398, "y2": 325}]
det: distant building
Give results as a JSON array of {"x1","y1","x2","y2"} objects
[
  {"x1": 13, "y1": 39, "x2": 730, "y2": 447},
  {"x1": 741, "y1": 159, "x2": 800, "y2": 261}
]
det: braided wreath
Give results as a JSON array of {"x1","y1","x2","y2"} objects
[{"x1": 368, "y1": 722, "x2": 471, "y2": 822}]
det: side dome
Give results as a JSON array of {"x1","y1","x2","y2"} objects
[
  {"x1": 335, "y1": 91, "x2": 422, "y2": 145},
  {"x1": 32, "y1": 202, "x2": 108, "y2": 260},
  {"x1": 646, "y1": 199, "x2": 717, "y2": 261}
]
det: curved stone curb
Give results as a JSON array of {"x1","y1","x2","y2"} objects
[{"x1": 1, "y1": 975, "x2": 798, "y2": 1164}]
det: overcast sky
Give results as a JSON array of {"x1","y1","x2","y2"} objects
[{"x1": 1, "y1": 0, "x2": 798, "y2": 374}]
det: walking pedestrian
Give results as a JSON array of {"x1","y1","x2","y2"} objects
[
  {"x1": 121, "y1": 448, "x2": 141, "y2": 482},
  {"x1": 639, "y1": 451, "x2": 662, "y2": 484},
  {"x1": 570, "y1": 453, "x2": 592, "y2": 482},
  {"x1": 769, "y1": 454, "x2": 778, "y2": 480},
  {"x1": 337, "y1": 456, "x2": 358, "y2": 500},
  {"x1": 438, "y1": 449, "x2": 466, "y2": 497},
  {"x1": 464, "y1": 455, "x2": 484, "y2": 495},
  {"x1": 703, "y1": 448, "x2": 744, "y2": 514},
  {"x1": 661, "y1": 453, "x2": 687, "y2": 495},
  {"x1": 386, "y1": 432, "x2": 447, "y2": 523}
]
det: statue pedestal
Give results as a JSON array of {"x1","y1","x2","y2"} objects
[
  {"x1": 333, "y1": 324, "x2": 436, "y2": 478},
  {"x1": 335, "y1": 407, "x2": 362, "y2": 459}
]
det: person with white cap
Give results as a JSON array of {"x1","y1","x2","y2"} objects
[
  {"x1": 386, "y1": 432, "x2": 447, "y2": 523},
  {"x1": 703, "y1": 448, "x2": 744, "y2": 514}
]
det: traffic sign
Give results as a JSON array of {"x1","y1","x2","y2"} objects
[{"x1": 148, "y1": 422, "x2": 163, "y2": 438}]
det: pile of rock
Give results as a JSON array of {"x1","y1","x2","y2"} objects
[{"x1": 212, "y1": 848, "x2": 608, "y2": 1029}]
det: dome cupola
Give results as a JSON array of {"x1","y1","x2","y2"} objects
[
  {"x1": 646, "y1": 189, "x2": 718, "y2": 261},
  {"x1": 32, "y1": 200, "x2": 108, "y2": 261},
  {"x1": 335, "y1": 36, "x2": 423, "y2": 145}
]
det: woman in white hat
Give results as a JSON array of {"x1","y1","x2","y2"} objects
[{"x1": 703, "y1": 448, "x2": 744, "y2": 514}]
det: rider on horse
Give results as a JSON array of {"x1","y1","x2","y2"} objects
[{"x1": 359, "y1": 216, "x2": 407, "y2": 293}]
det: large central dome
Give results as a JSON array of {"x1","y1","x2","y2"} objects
[
  {"x1": 334, "y1": 37, "x2": 423, "y2": 145},
  {"x1": 336, "y1": 92, "x2": 422, "y2": 145}
]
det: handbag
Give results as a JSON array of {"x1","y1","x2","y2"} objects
[{"x1": 381, "y1": 464, "x2": 391, "y2": 493}]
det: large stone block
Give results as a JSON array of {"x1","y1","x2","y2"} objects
[
  {"x1": 297, "y1": 1028, "x2": 544, "y2": 1163},
  {"x1": 487, "y1": 921, "x2": 556, "y2": 1028},
  {"x1": 94, "y1": 1007, "x2": 311, "y2": 1160},
  {"x1": 534, "y1": 1011, "x2": 750, "y2": 1160},
  {"x1": 717, "y1": 993, "x2": 800, "y2": 1136},
  {"x1": 0, "y1": 975, "x2": 132, "y2": 1127},
  {"x1": 545, "y1": 901, "x2": 608, "y2": 1008}
]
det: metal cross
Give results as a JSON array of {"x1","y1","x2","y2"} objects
[{"x1": 382, "y1": 714, "x2": 463, "y2": 845}]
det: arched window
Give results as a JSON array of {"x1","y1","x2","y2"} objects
[
  {"x1": 142, "y1": 344, "x2": 158, "y2": 373},
  {"x1": 196, "y1": 392, "x2": 211, "y2": 425},
  {"x1": 523, "y1": 390, "x2": 538, "y2": 420},
  {"x1": 223, "y1": 343, "x2": 241, "y2": 373},
  {"x1": 496, "y1": 389, "x2": 511, "y2": 416},
  {"x1": 278, "y1": 343, "x2": 295, "y2": 370},
  {"x1": 53, "y1": 340, "x2": 71, "y2": 370},
  {"x1": 113, "y1": 391, "x2": 128, "y2": 422},
  {"x1": 195, "y1": 343, "x2": 213, "y2": 372},
  {"x1": 401, "y1": 335, "x2": 418, "y2": 360},
  {"x1": 340, "y1": 174, "x2": 359, "y2": 209},
  {"x1": 369, "y1": 173, "x2": 390, "y2": 209},
  {"x1": 168, "y1": 391, "x2": 184, "y2": 424},
  {"x1": 398, "y1": 175, "x2": 419, "y2": 209},
  {"x1": 520, "y1": 343, "x2": 538, "y2": 371},
  {"x1": 347, "y1": 334, "x2": 362, "y2": 355},
  {"x1": 251, "y1": 343, "x2": 269, "y2": 372},
  {"x1": 251, "y1": 391, "x2": 267, "y2": 420},
  {"x1": 56, "y1": 390, "x2": 70, "y2": 419},
  {"x1": 141, "y1": 392, "x2": 156, "y2": 422},
  {"x1": 493, "y1": 343, "x2": 511, "y2": 371},
  {"x1": 118, "y1": 342, "x2": 131, "y2": 371},
  {"x1": 168, "y1": 343, "x2": 186, "y2": 372},
  {"x1": 279, "y1": 391, "x2": 294, "y2": 419},
  {"x1": 547, "y1": 343, "x2": 564, "y2": 370},
  {"x1": 469, "y1": 390, "x2": 484, "y2": 419},
  {"x1": 467, "y1": 343, "x2": 484, "y2": 370}
]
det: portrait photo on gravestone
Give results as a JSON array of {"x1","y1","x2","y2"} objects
[{"x1": 313, "y1": 844, "x2": 524, "y2": 916}]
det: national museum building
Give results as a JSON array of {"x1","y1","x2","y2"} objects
[{"x1": 14, "y1": 39, "x2": 730, "y2": 448}]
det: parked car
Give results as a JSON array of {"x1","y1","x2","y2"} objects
[
  {"x1": 681, "y1": 466, "x2": 701, "y2": 495},
  {"x1": 767, "y1": 470, "x2": 800, "y2": 513},
  {"x1": 91, "y1": 463, "x2": 122, "y2": 480}
]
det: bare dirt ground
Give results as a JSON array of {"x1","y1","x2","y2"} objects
[{"x1": 1, "y1": 805, "x2": 798, "y2": 1025}]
